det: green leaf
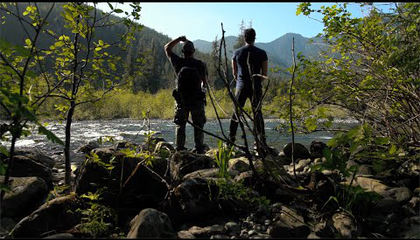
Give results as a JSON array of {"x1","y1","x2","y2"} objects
[
  {"x1": 114, "y1": 9, "x2": 123, "y2": 13},
  {"x1": 38, "y1": 125, "x2": 64, "y2": 145},
  {"x1": 0, "y1": 162, "x2": 8, "y2": 175},
  {"x1": 0, "y1": 183, "x2": 11, "y2": 193},
  {"x1": 0, "y1": 145, "x2": 9, "y2": 157}
]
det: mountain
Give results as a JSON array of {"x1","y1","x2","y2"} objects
[{"x1": 193, "y1": 33, "x2": 327, "y2": 70}]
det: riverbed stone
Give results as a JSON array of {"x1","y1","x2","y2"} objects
[
  {"x1": 310, "y1": 141, "x2": 327, "y2": 159},
  {"x1": 170, "y1": 151, "x2": 214, "y2": 182},
  {"x1": 332, "y1": 212, "x2": 362, "y2": 238},
  {"x1": 8, "y1": 155, "x2": 53, "y2": 188},
  {"x1": 76, "y1": 141, "x2": 100, "y2": 154},
  {"x1": 0, "y1": 176, "x2": 48, "y2": 218},
  {"x1": 154, "y1": 141, "x2": 175, "y2": 153},
  {"x1": 383, "y1": 187, "x2": 412, "y2": 203},
  {"x1": 269, "y1": 206, "x2": 310, "y2": 238},
  {"x1": 14, "y1": 148, "x2": 55, "y2": 169},
  {"x1": 283, "y1": 143, "x2": 311, "y2": 160},
  {"x1": 173, "y1": 177, "x2": 220, "y2": 220},
  {"x1": 228, "y1": 157, "x2": 250, "y2": 172},
  {"x1": 8, "y1": 194, "x2": 83, "y2": 238},
  {"x1": 397, "y1": 159, "x2": 420, "y2": 178},
  {"x1": 126, "y1": 208, "x2": 174, "y2": 238}
]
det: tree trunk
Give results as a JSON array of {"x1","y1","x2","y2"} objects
[{"x1": 64, "y1": 101, "x2": 75, "y2": 185}]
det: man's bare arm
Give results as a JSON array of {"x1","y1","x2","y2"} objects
[
  {"x1": 164, "y1": 36, "x2": 187, "y2": 59},
  {"x1": 232, "y1": 59, "x2": 238, "y2": 81},
  {"x1": 262, "y1": 60, "x2": 268, "y2": 77}
]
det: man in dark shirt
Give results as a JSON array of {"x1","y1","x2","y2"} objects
[
  {"x1": 164, "y1": 36, "x2": 208, "y2": 154},
  {"x1": 229, "y1": 28, "x2": 268, "y2": 148}
]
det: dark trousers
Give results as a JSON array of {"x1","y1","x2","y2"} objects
[
  {"x1": 229, "y1": 85, "x2": 266, "y2": 144},
  {"x1": 174, "y1": 102, "x2": 206, "y2": 150}
]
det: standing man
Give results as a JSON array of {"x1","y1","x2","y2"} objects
[
  {"x1": 229, "y1": 28, "x2": 268, "y2": 148},
  {"x1": 164, "y1": 36, "x2": 208, "y2": 154}
]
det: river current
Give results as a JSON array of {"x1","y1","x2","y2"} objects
[{"x1": 1, "y1": 118, "x2": 359, "y2": 163}]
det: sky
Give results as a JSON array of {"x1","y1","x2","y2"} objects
[{"x1": 95, "y1": 2, "x2": 393, "y2": 43}]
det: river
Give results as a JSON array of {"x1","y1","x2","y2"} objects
[{"x1": 1, "y1": 118, "x2": 359, "y2": 163}]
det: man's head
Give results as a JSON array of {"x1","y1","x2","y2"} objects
[
  {"x1": 182, "y1": 40, "x2": 195, "y2": 57},
  {"x1": 244, "y1": 28, "x2": 256, "y2": 44}
]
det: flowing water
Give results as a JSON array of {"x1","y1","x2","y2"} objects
[{"x1": 1, "y1": 118, "x2": 359, "y2": 164}]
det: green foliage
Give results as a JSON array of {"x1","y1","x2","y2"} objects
[
  {"x1": 77, "y1": 188, "x2": 117, "y2": 238},
  {"x1": 88, "y1": 152, "x2": 116, "y2": 174},
  {"x1": 296, "y1": 2, "x2": 420, "y2": 144},
  {"x1": 216, "y1": 178, "x2": 270, "y2": 210},
  {"x1": 214, "y1": 140, "x2": 234, "y2": 179}
]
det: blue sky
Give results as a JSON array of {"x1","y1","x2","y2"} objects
[{"x1": 96, "y1": 2, "x2": 393, "y2": 43}]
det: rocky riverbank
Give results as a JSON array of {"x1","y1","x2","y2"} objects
[{"x1": 1, "y1": 138, "x2": 419, "y2": 239}]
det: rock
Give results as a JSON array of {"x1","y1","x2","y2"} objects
[
  {"x1": 210, "y1": 234, "x2": 230, "y2": 239},
  {"x1": 224, "y1": 222, "x2": 240, "y2": 236},
  {"x1": 383, "y1": 187, "x2": 412, "y2": 203},
  {"x1": 43, "y1": 233, "x2": 75, "y2": 239},
  {"x1": 177, "y1": 230, "x2": 196, "y2": 239},
  {"x1": 332, "y1": 213, "x2": 362, "y2": 238},
  {"x1": 187, "y1": 225, "x2": 224, "y2": 238},
  {"x1": 8, "y1": 194, "x2": 83, "y2": 238},
  {"x1": 234, "y1": 170, "x2": 256, "y2": 186},
  {"x1": 126, "y1": 208, "x2": 174, "y2": 238},
  {"x1": 205, "y1": 148, "x2": 219, "y2": 159},
  {"x1": 414, "y1": 187, "x2": 420, "y2": 196},
  {"x1": 283, "y1": 143, "x2": 311, "y2": 160},
  {"x1": 0, "y1": 217, "x2": 16, "y2": 238},
  {"x1": 357, "y1": 165, "x2": 372, "y2": 175},
  {"x1": 313, "y1": 221, "x2": 334, "y2": 238},
  {"x1": 75, "y1": 148, "x2": 168, "y2": 208},
  {"x1": 183, "y1": 168, "x2": 219, "y2": 180},
  {"x1": 170, "y1": 151, "x2": 214, "y2": 182},
  {"x1": 310, "y1": 141, "x2": 327, "y2": 159},
  {"x1": 76, "y1": 141, "x2": 100, "y2": 154},
  {"x1": 397, "y1": 159, "x2": 420, "y2": 178},
  {"x1": 173, "y1": 177, "x2": 219, "y2": 220},
  {"x1": 268, "y1": 206, "x2": 310, "y2": 238},
  {"x1": 14, "y1": 148, "x2": 55, "y2": 169},
  {"x1": 154, "y1": 141, "x2": 175, "y2": 153},
  {"x1": 399, "y1": 216, "x2": 420, "y2": 239},
  {"x1": 295, "y1": 159, "x2": 312, "y2": 171},
  {"x1": 228, "y1": 157, "x2": 250, "y2": 172},
  {"x1": 7, "y1": 155, "x2": 53, "y2": 188},
  {"x1": 0, "y1": 176, "x2": 49, "y2": 218},
  {"x1": 355, "y1": 176, "x2": 390, "y2": 195},
  {"x1": 250, "y1": 233, "x2": 271, "y2": 239}
]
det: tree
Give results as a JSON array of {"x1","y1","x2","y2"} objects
[
  {"x1": 0, "y1": 2, "x2": 63, "y2": 200},
  {"x1": 294, "y1": 2, "x2": 420, "y2": 146},
  {"x1": 43, "y1": 2, "x2": 142, "y2": 185},
  {"x1": 233, "y1": 19, "x2": 252, "y2": 50}
]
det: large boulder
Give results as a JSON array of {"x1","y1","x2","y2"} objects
[
  {"x1": 75, "y1": 147, "x2": 168, "y2": 209},
  {"x1": 14, "y1": 148, "x2": 55, "y2": 169},
  {"x1": 0, "y1": 176, "x2": 48, "y2": 218},
  {"x1": 76, "y1": 141, "x2": 100, "y2": 154},
  {"x1": 8, "y1": 194, "x2": 83, "y2": 238},
  {"x1": 173, "y1": 177, "x2": 220, "y2": 220},
  {"x1": 126, "y1": 208, "x2": 174, "y2": 238},
  {"x1": 170, "y1": 151, "x2": 214, "y2": 182},
  {"x1": 283, "y1": 143, "x2": 311, "y2": 161},
  {"x1": 310, "y1": 141, "x2": 328, "y2": 159},
  {"x1": 8, "y1": 155, "x2": 53, "y2": 188}
]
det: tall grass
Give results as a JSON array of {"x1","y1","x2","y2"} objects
[{"x1": 34, "y1": 88, "x2": 349, "y2": 121}]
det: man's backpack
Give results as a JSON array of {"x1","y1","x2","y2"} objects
[{"x1": 175, "y1": 61, "x2": 203, "y2": 108}]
